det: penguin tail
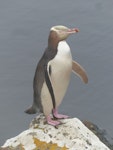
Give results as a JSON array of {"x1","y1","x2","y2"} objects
[{"x1": 25, "y1": 106, "x2": 37, "y2": 114}]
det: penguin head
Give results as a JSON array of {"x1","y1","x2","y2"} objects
[{"x1": 50, "y1": 25, "x2": 79, "y2": 41}]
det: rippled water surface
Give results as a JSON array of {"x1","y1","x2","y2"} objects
[{"x1": 0, "y1": 0, "x2": 113, "y2": 145}]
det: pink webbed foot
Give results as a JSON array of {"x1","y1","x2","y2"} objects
[
  {"x1": 46, "y1": 116, "x2": 61, "y2": 126},
  {"x1": 52, "y1": 108, "x2": 69, "y2": 119}
]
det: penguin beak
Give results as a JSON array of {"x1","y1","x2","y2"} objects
[{"x1": 67, "y1": 28, "x2": 80, "y2": 34}]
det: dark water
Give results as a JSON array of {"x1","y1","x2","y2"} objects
[{"x1": 0, "y1": 0, "x2": 113, "y2": 145}]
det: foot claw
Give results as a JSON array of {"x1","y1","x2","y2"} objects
[
  {"x1": 52, "y1": 109, "x2": 69, "y2": 119},
  {"x1": 46, "y1": 116, "x2": 61, "y2": 126}
]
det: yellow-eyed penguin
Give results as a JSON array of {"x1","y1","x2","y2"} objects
[{"x1": 25, "y1": 25, "x2": 88, "y2": 126}]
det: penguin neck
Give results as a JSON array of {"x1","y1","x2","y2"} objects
[
  {"x1": 57, "y1": 41, "x2": 71, "y2": 58},
  {"x1": 48, "y1": 31, "x2": 60, "y2": 50}
]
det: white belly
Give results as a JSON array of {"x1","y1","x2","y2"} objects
[
  {"x1": 41, "y1": 41, "x2": 72, "y2": 115},
  {"x1": 50, "y1": 41, "x2": 72, "y2": 105}
]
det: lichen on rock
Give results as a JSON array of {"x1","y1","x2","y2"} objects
[{"x1": 1, "y1": 114, "x2": 110, "y2": 150}]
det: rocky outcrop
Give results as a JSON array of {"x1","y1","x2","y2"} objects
[
  {"x1": 83, "y1": 120, "x2": 113, "y2": 150},
  {"x1": 1, "y1": 114, "x2": 110, "y2": 150}
]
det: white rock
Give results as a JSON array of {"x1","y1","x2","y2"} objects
[{"x1": 2, "y1": 114, "x2": 110, "y2": 150}]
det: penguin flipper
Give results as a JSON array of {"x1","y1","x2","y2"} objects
[
  {"x1": 72, "y1": 60, "x2": 88, "y2": 84},
  {"x1": 45, "y1": 63, "x2": 56, "y2": 108}
]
